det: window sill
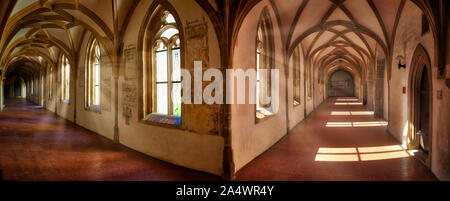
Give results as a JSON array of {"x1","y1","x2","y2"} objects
[
  {"x1": 293, "y1": 100, "x2": 301, "y2": 107},
  {"x1": 62, "y1": 99, "x2": 70, "y2": 104},
  {"x1": 140, "y1": 114, "x2": 182, "y2": 129},
  {"x1": 256, "y1": 108, "x2": 274, "y2": 124},
  {"x1": 85, "y1": 105, "x2": 101, "y2": 113}
]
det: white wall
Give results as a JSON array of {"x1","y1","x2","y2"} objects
[{"x1": 231, "y1": 0, "x2": 288, "y2": 172}]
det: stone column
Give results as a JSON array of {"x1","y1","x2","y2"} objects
[
  {"x1": 1, "y1": 77, "x2": 5, "y2": 112},
  {"x1": 366, "y1": 62, "x2": 375, "y2": 110},
  {"x1": 374, "y1": 58, "x2": 385, "y2": 117}
]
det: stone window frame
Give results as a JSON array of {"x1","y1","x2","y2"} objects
[
  {"x1": 84, "y1": 36, "x2": 102, "y2": 112},
  {"x1": 47, "y1": 64, "x2": 53, "y2": 100},
  {"x1": 139, "y1": 3, "x2": 185, "y2": 129},
  {"x1": 59, "y1": 53, "x2": 71, "y2": 103},
  {"x1": 293, "y1": 47, "x2": 301, "y2": 106},
  {"x1": 255, "y1": 7, "x2": 275, "y2": 123}
]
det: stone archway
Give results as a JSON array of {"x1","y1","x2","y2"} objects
[
  {"x1": 327, "y1": 70, "x2": 355, "y2": 97},
  {"x1": 408, "y1": 44, "x2": 433, "y2": 167}
]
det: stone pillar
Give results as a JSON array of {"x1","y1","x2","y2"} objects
[
  {"x1": 374, "y1": 58, "x2": 385, "y2": 117},
  {"x1": 1, "y1": 77, "x2": 5, "y2": 112},
  {"x1": 366, "y1": 62, "x2": 375, "y2": 110}
]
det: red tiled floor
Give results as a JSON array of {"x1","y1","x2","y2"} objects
[
  {"x1": 0, "y1": 98, "x2": 220, "y2": 181},
  {"x1": 0, "y1": 98, "x2": 437, "y2": 181},
  {"x1": 235, "y1": 98, "x2": 437, "y2": 181}
]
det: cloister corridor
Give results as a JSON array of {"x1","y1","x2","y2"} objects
[{"x1": 0, "y1": 97, "x2": 436, "y2": 181}]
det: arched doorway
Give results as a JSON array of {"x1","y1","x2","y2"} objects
[
  {"x1": 408, "y1": 44, "x2": 433, "y2": 167},
  {"x1": 328, "y1": 70, "x2": 355, "y2": 97},
  {"x1": 14, "y1": 80, "x2": 22, "y2": 97}
]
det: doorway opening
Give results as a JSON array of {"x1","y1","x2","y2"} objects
[
  {"x1": 408, "y1": 44, "x2": 432, "y2": 167},
  {"x1": 328, "y1": 70, "x2": 355, "y2": 97}
]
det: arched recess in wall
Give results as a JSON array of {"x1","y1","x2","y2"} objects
[
  {"x1": 138, "y1": 0, "x2": 185, "y2": 127},
  {"x1": 255, "y1": 6, "x2": 276, "y2": 121},
  {"x1": 58, "y1": 53, "x2": 71, "y2": 102},
  {"x1": 84, "y1": 35, "x2": 109, "y2": 111},
  {"x1": 326, "y1": 69, "x2": 355, "y2": 98},
  {"x1": 292, "y1": 46, "x2": 301, "y2": 106},
  {"x1": 407, "y1": 44, "x2": 433, "y2": 167},
  {"x1": 13, "y1": 77, "x2": 25, "y2": 97}
]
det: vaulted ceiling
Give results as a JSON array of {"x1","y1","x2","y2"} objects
[
  {"x1": 0, "y1": 0, "x2": 443, "y2": 81},
  {"x1": 271, "y1": 0, "x2": 408, "y2": 76},
  {"x1": 0, "y1": 0, "x2": 139, "y2": 80}
]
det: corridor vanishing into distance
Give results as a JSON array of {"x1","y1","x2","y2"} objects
[
  {"x1": 236, "y1": 98, "x2": 436, "y2": 181},
  {"x1": 0, "y1": 0, "x2": 448, "y2": 181},
  {"x1": 0, "y1": 97, "x2": 435, "y2": 181}
]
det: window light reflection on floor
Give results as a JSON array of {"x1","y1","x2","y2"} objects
[
  {"x1": 330, "y1": 111, "x2": 374, "y2": 116},
  {"x1": 353, "y1": 121, "x2": 388, "y2": 127},
  {"x1": 315, "y1": 145, "x2": 410, "y2": 162},
  {"x1": 359, "y1": 151, "x2": 410, "y2": 161},
  {"x1": 336, "y1": 98, "x2": 359, "y2": 101},
  {"x1": 326, "y1": 121, "x2": 388, "y2": 127},
  {"x1": 318, "y1": 147, "x2": 357, "y2": 154},
  {"x1": 315, "y1": 154, "x2": 359, "y2": 162},
  {"x1": 357, "y1": 145, "x2": 403, "y2": 153},
  {"x1": 334, "y1": 102, "x2": 363, "y2": 105}
]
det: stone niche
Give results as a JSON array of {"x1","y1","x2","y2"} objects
[
  {"x1": 100, "y1": 49, "x2": 112, "y2": 112},
  {"x1": 122, "y1": 45, "x2": 138, "y2": 125},
  {"x1": 183, "y1": 17, "x2": 221, "y2": 135}
]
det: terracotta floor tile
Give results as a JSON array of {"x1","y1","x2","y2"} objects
[
  {"x1": 0, "y1": 98, "x2": 219, "y2": 181},
  {"x1": 235, "y1": 98, "x2": 437, "y2": 181}
]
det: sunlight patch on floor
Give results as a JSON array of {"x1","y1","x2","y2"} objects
[
  {"x1": 315, "y1": 145, "x2": 410, "y2": 162},
  {"x1": 334, "y1": 102, "x2": 363, "y2": 105},
  {"x1": 331, "y1": 111, "x2": 374, "y2": 116},
  {"x1": 336, "y1": 98, "x2": 359, "y2": 102},
  {"x1": 357, "y1": 145, "x2": 403, "y2": 153},
  {"x1": 315, "y1": 154, "x2": 359, "y2": 162},
  {"x1": 318, "y1": 147, "x2": 357, "y2": 154},
  {"x1": 326, "y1": 121, "x2": 388, "y2": 127}
]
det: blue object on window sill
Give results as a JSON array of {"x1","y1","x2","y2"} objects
[
  {"x1": 87, "y1": 105, "x2": 101, "y2": 112},
  {"x1": 144, "y1": 114, "x2": 181, "y2": 125}
]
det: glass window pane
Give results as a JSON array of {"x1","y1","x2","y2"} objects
[
  {"x1": 95, "y1": 85, "x2": 100, "y2": 105},
  {"x1": 256, "y1": 52, "x2": 260, "y2": 81},
  {"x1": 156, "y1": 42, "x2": 165, "y2": 51},
  {"x1": 161, "y1": 28, "x2": 179, "y2": 39},
  {"x1": 157, "y1": 83, "x2": 168, "y2": 115},
  {"x1": 95, "y1": 64, "x2": 100, "y2": 86},
  {"x1": 172, "y1": 83, "x2": 181, "y2": 116},
  {"x1": 65, "y1": 64, "x2": 70, "y2": 100},
  {"x1": 156, "y1": 51, "x2": 167, "y2": 82},
  {"x1": 94, "y1": 63, "x2": 100, "y2": 105},
  {"x1": 165, "y1": 13, "x2": 176, "y2": 23},
  {"x1": 256, "y1": 81, "x2": 260, "y2": 110},
  {"x1": 95, "y1": 44, "x2": 100, "y2": 57},
  {"x1": 172, "y1": 49, "x2": 181, "y2": 82}
]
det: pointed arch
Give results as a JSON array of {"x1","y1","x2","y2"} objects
[
  {"x1": 407, "y1": 43, "x2": 433, "y2": 167},
  {"x1": 138, "y1": 0, "x2": 185, "y2": 127}
]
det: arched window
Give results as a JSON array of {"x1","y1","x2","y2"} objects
[
  {"x1": 142, "y1": 9, "x2": 182, "y2": 125},
  {"x1": 293, "y1": 47, "x2": 301, "y2": 106},
  {"x1": 60, "y1": 54, "x2": 70, "y2": 102},
  {"x1": 86, "y1": 38, "x2": 101, "y2": 109},
  {"x1": 255, "y1": 8, "x2": 274, "y2": 121},
  {"x1": 48, "y1": 65, "x2": 53, "y2": 99}
]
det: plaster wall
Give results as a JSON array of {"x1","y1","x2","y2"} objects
[{"x1": 231, "y1": 0, "x2": 288, "y2": 172}]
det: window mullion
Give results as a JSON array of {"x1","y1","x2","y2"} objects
[
  {"x1": 152, "y1": 49, "x2": 156, "y2": 114},
  {"x1": 167, "y1": 47, "x2": 173, "y2": 115}
]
